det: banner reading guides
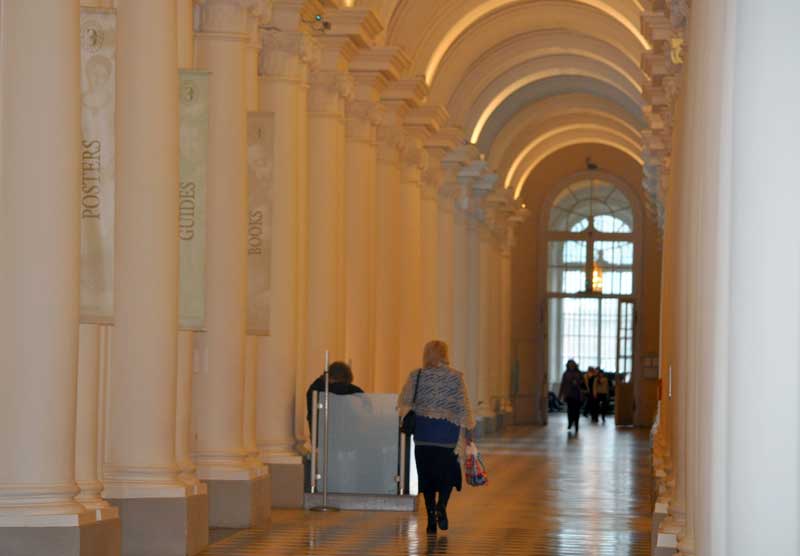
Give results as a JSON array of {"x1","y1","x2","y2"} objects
[
  {"x1": 178, "y1": 70, "x2": 209, "y2": 330},
  {"x1": 79, "y1": 8, "x2": 116, "y2": 323}
]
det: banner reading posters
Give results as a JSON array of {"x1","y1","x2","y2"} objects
[
  {"x1": 178, "y1": 70, "x2": 209, "y2": 330},
  {"x1": 246, "y1": 113, "x2": 274, "y2": 335},
  {"x1": 79, "y1": 9, "x2": 116, "y2": 322}
]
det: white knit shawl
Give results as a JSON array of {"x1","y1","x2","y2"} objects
[{"x1": 397, "y1": 366, "x2": 476, "y2": 430}]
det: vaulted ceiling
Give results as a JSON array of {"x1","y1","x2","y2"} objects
[{"x1": 349, "y1": 0, "x2": 651, "y2": 200}]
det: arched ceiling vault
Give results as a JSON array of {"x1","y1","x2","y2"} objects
[
  {"x1": 513, "y1": 129, "x2": 643, "y2": 198},
  {"x1": 355, "y1": 0, "x2": 649, "y2": 200},
  {"x1": 487, "y1": 93, "x2": 642, "y2": 172},
  {"x1": 477, "y1": 75, "x2": 645, "y2": 152},
  {"x1": 501, "y1": 115, "x2": 641, "y2": 190},
  {"x1": 430, "y1": 28, "x2": 644, "y2": 109},
  {"x1": 463, "y1": 55, "x2": 643, "y2": 144},
  {"x1": 384, "y1": 0, "x2": 649, "y2": 85}
]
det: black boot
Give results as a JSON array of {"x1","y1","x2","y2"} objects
[
  {"x1": 436, "y1": 505, "x2": 448, "y2": 531},
  {"x1": 436, "y1": 489, "x2": 451, "y2": 531},
  {"x1": 423, "y1": 492, "x2": 437, "y2": 534}
]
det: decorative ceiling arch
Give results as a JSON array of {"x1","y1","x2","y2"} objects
[
  {"x1": 430, "y1": 28, "x2": 643, "y2": 108},
  {"x1": 385, "y1": 0, "x2": 648, "y2": 85},
  {"x1": 477, "y1": 75, "x2": 645, "y2": 152},
  {"x1": 459, "y1": 54, "x2": 643, "y2": 143},
  {"x1": 487, "y1": 93, "x2": 642, "y2": 173},
  {"x1": 501, "y1": 115, "x2": 641, "y2": 191},
  {"x1": 513, "y1": 129, "x2": 643, "y2": 198}
]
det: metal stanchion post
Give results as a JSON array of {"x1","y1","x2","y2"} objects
[
  {"x1": 310, "y1": 390, "x2": 318, "y2": 494},
  {"x1": 311, "y1": 350, "x2": 339, "y2": 512}
]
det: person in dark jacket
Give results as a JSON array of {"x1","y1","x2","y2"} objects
[
  {"x1": 306, "y1": 361, "x2": 364, "y2": 433},
  {"x1": 559, "y1": 359, "x2": 583, "y2": 434}
]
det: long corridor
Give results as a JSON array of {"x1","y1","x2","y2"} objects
[{"x1": 200, "y1": 416, "x2": 651, "y2": 556}]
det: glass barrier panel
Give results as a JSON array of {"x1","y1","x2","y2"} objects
[{"x1": 316, "y1": 393, "x2": 401, "y2": 495}]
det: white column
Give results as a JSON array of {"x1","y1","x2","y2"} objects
[
  {"x1": 465, "y1": 215, "x2": 481, "y2": 408},
  {"x1": 104, "y1": 0, "x2": 186, "y2": 499},
  {"x1": 194, "y1": 0, "x2": 259, "y2": 480},
  {"x1": 451, "y1": 189, "x2": 471, "y2": 373},
  {"x1": 499, "y1": 241, "x2": 513, "y2": 411},
  {"x1": 293, "y1": 42, "x2": 313, "y2": 447},
  {"x1": 373, "y1": 122, "x2": 405, "y2": 391},
  {"x1": 242, "y1": 13, "x2": 262, "y2": 471},
  {"x1": 76, "y1": 324, "x2": 116, "y2": 518},
  {"x1": 306, "y1": 59, "x2": 352, "y2": 388},
  {"x1": 436, "y1": 169, "x2": 461, "y2": 348},
  {"x1": 420, "y1": 167, "x2": 441, "y2": 344},
  {"x1": 177, "y1": 0, "x2": 195, "y2": 68},
  {"x1": 488, "y1": 232, "x2": 502, "y2": 408},
  {"x1": 397, "y1": 141, "x2": 426, "y2": 377},
  {"x1": 0, "y1": 0, "x2": 87, "y2": 527},
  {"x1": 345, "y1": 97, "x2": 382, "y2": 390},
  {"x1": 243, "y1": 337, "x2": 260, "y2": 466},
  {"x1": 175, "y1": 0, "x2": 201, "y2": 492},
  {"x1": 727, "y1": 1, "x2": 800, "y2": 553},
  {"x1": 476, "y1": 222, "x2": 493, "y2": 419},
  {"x1": 256, "y1": 25, "x2": 308, "y2": 462},
  {"x1": 176, "y1": 331, "x2": 200, "y2": 487}
]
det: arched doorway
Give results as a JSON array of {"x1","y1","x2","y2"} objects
[{"x1": 542, "y1": 171, "x2": 642, "y2": 389}]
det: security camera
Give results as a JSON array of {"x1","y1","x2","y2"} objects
[{"x1": 306, "y1": 14, "x2": 331, "y2": 32}]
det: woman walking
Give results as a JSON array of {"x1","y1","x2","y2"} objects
[{"x1": 398, "y1": 340, "x2": 476, "y2": 534}]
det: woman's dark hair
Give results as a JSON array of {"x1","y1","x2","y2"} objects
[{"x1": 328, "y1": 361, "x2": 353, "y2": 384}]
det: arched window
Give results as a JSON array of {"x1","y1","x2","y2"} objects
[{"x1": 545, "y1": 175, "x2": 637, "y2": 386}]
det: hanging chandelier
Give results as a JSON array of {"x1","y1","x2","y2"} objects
[{"x1": 591, "y1": 261, "x2": 604, "y2": 293}]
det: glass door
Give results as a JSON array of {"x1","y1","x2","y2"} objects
[{"x1": 547, "y1": 296, "x2": 635, "y2": 386}]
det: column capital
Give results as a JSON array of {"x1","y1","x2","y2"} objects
[
  {"x1": 308, "y1": 69, "x2": 353, "y2": 114},
  {"x1": 346, "y1": 99, "x2": 383, "y2": 142},
  {"x1": 325, "y1": 8, "x2": 383, "y2": 49},
  {"x1": 197, "y1": 0, "x2": 266, "y2": 37},
  {"x1": 349, "y1": 46, "x2": 410, "y2": 82},
  {"x1": 382, "y1": 77, "x2": 428, "y2": 110},
  {"x1": 406, "y1": 105, "x2": 449, "y2": 142},
  {"x1": 376, "y1": 124, "x2": 405, "y2": 163},
  {"x1": 269, "y1": 0, "x2": 307, "y2": 29},
  {"x1": 401, "y1": 140, "x2": 428, "y2": 184},
  {"x1": 259, "y1": 29, "x2": 314, "y2": 80}
]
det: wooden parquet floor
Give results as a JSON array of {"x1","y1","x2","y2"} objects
[{"x1": 200, "y1": 414, "x2": 652, "y2": 555}]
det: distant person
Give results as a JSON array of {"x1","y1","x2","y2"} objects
[
  {"x1": 585, "y1": 367, "x2": 600, "y2": 423},
  {"x1": 559, "y1": 359, "x2": 583, "y2": 434},
  {"x1": 582, "y1": 366, "x2": 594, "y2": 417},
  {"x1": 593, "y1": 369, "x2": 610, "y2": 424},
  {"x1": 306, "y1": 361, "x2": 364, "y2": 433},
  {"x1": 398, "y1": 340, "x2": 475, "y2": 535}
]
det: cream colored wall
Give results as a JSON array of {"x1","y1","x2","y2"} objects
[{"x1": 510, "y1": 143, "x2": 660, "y2": 425}]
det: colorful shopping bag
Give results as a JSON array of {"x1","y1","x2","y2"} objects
[{"x1": 464, "y1": 441, "x2": 488, "y2": 486}]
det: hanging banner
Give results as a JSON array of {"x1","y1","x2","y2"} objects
[
  {"x1": 246, "y1": 112, "x2": 274, "y2": 336},
  {"x1": 178, "y1": 70, "x2": 210, "y2": 330},
  {"x1": 79, "y1": 8, "x2": 116, "y2": 323}
]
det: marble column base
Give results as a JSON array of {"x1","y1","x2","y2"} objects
[
  {"x1": 108, "y1": 491, "x2": 208, "y2": 556},
  {"x1": 268, "y1": 461, "x2": 304, "y2": 509},
  {"x1": 651, "y1": 501, "x2": 670, "y2": 554},
  {"x1": 0, "y1": 514, "x2": 121, "y2": 556},
  {"x1": 206, "y1": 474, "x2": 270, "y2": 528},
  {"x1": 496, "y1": 409, "x2": 513, "y2": 432}
]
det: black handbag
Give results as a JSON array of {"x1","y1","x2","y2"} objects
[{"x1": 400, "y1": 369, "x2": 422, "y2": 435}]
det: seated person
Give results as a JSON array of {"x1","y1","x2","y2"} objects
[{"x1": 306, "y1": 361, "x2": 364, "y2": 433}]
